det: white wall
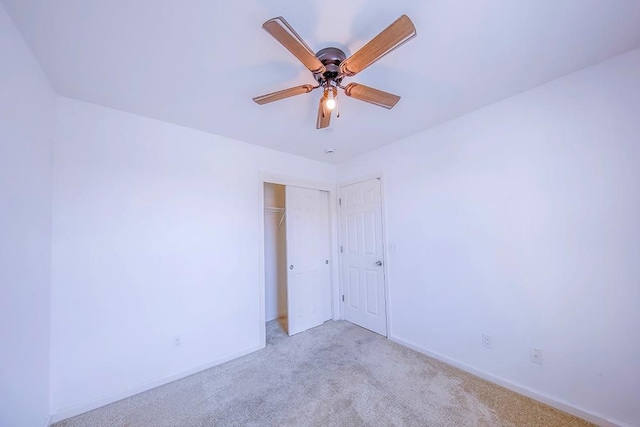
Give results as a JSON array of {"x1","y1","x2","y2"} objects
[
  {"x1": 338, "y1": 48, "x2": 640, "y2": 426},
  {"x1": 4, "y1": 2, "x2": 637, "y2": 421},
  {"x1": 50, "y1": 97, "x2": 336, "y2": 417},
  {"x1": 0, "y1": 4, "x2": 55, "y2": 427},
  {"x1": 264, "y1": 183, "x2": 287, "y2": 322}
]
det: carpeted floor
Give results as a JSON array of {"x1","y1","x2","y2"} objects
[{"x1": 54, "y1": 320, "x2": 592, "y2": 426}]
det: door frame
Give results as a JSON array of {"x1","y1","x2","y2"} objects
[
  {"x1": 258, "y1": 173, "x2": 339, "y2": 348},
  {"x1": 337, "y1": 174, "x2": 391, "y2": 337}
]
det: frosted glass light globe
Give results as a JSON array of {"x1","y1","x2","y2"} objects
[{"x1": 326, "y1": 98, "x2": 336, "y2": 110}]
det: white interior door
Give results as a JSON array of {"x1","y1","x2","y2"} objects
[
  {"x1": 286, "y1": 186, "x2": 331, "y2": 336},
  {"x1": 340, "y1": 178, "x2": 387, "y2": 336}
]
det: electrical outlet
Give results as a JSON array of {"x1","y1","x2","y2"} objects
[
  {"x1": 482, "y1": 333, "x2": 492, "y2": 348},
  {"x1": 530, "y1": 348, "x2": 543, "y2": 364},
  {"x1": 173, "y1": 336, "x2": 181, "y2": 348}
]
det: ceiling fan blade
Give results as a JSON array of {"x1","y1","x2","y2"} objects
[
  {"x1": 340, "y1": 15, "x2": 416, "y2": 77},
  {"x1": 253, "y1": 84, "x2": 315, "y2": 105},
  {"x1": 316, "y1": 99, "x2": 331, "y2": 129},
  {"x1": 344, "y1": 83, "x2": 401, "y2": 109},
  {"x1": 263, "y1": 17, "x2": 326, "y2": 75}
]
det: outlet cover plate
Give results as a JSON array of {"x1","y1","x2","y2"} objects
[
  {"x1": 530, "y1": 348, "x2": 543, "y2": 364},
  {"x1": 482, "y1": 333, "x2": 492, "y2": 348}
]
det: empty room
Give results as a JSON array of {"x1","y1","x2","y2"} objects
[{"x1": 1, "y1": 1, "x2": 639, "y2": 426}]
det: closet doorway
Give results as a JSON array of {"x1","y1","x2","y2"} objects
[{"x1": 263, "y1": 182, "x2": 332, "y2": 337}]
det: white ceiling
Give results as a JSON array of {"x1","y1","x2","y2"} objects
[{"x1": 3, "y1": 0, "x2": 640, "y2": 163}]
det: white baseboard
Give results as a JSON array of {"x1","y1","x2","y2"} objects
[
  {"x1": 389, "y1": 335, "x2": 625, "y2": 427},
  {"x1": 49, "y1": 344, "x2": 262, "y2": 424}
]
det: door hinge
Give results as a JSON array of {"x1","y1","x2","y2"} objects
[
  {"x1": 340, "y1": 245, "x2": 343, "y2": 253},
  {"x1": 342, "y1": 295, "x2": 345, "y2": 302},
  {"x1": 338, "y1": 198, "x2": 342, "y2": 207}
]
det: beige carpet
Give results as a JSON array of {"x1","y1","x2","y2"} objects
[{"x1": 54, "y1": 320, "x2": 592, "y2": 426}]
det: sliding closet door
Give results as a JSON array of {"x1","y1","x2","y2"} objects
[{"x1": 285, "y1": 186, "x2": 330, "y2": 336}]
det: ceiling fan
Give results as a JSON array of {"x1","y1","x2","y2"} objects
[{"x1": 253, "y1": 15, "x2": 417, "y2": 129}]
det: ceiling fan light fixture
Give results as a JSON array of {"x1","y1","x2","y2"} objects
[
  {"x1": 326, "y1": 97, "x2": 336, "y2": 111},
  {"x1": 253, "y1": 15, "x2": 416, "y2": 128},
  {"x1": 323, "y1": 86, "x2": 338, "y2": 110}
]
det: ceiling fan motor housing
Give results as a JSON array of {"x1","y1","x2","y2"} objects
[{"x1": 314, "y1": 47, "x2": 347, "y2": 85}]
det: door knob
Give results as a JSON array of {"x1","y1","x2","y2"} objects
[{"x1": 375, "y1": 260, "x2": 383, "y2": 266}]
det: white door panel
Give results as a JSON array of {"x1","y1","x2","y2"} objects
[
  {"x1": 319, "y1": 190, "x2": 332, "y2": 321},
  {"x1": 340, "y1": 179, "x2": 386, "y2": 336},
  {"x1": 286, "y1": 186, "x2": 331, "y2": 336}
]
